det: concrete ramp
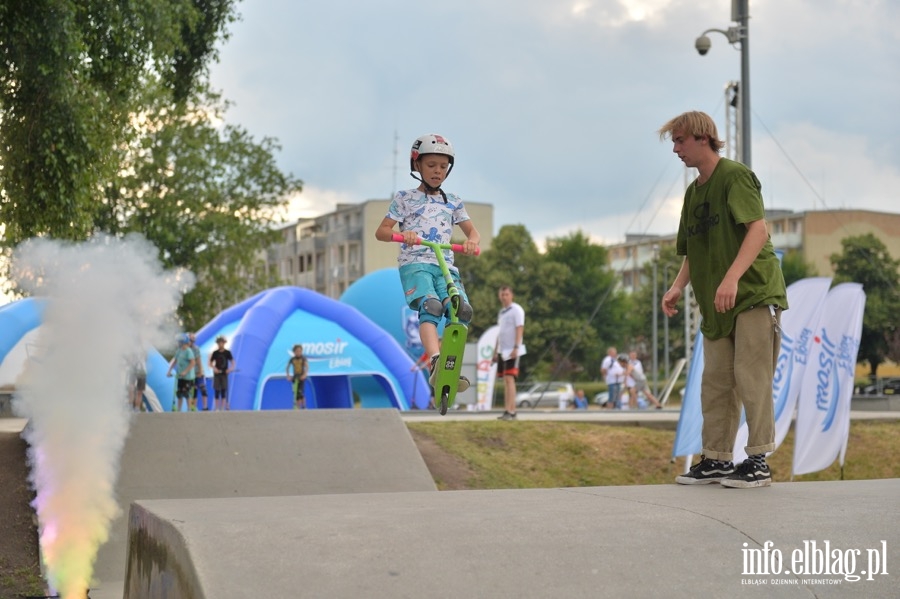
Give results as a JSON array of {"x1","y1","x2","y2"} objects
[
  {"x1": 94, "y1": 409, "x2": 434, "y2": 595},
  {"x1": 124, "y1": 479, "x2": 899, "y2": 599}
]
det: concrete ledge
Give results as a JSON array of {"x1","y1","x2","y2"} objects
[
  {"x1": 125, "y1": 479, "x2": 900, "y2": 598},
  {"x1": 95, "y1": 409, "x2": 435, "y2": 594},
  {"x1": 852, "y1": 395, "x2": 900, "y2": 412}
]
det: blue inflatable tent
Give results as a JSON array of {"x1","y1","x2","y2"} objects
[
  {"x1": 0, "y1": 297, "x2": 173, "y2": 410},
  {"x1": 195, "y1": 286, "x2": 429, "y2": 410}
]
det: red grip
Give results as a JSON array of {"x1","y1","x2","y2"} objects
[
  {"x1": 391, "y1": 233, "x2": 405, "y2": 243},
  {"x1": 451, "y1": 244, "x2": 481, "y2": 256}
]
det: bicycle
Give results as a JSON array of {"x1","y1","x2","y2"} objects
[{"x1": 392, "y1": 232, "x2": 480, "y2": 414}]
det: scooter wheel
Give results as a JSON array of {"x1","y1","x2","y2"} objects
[{"x1": 439, "y1": 390, "x2": 449, "y2": 415}]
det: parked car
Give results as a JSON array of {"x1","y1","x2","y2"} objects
[
  {"x1": 515, "y1": 381, "x2": 574, "y2": 409},
  {"x1": 860, "y1": 377, "x2": 900, "y2": 396}
]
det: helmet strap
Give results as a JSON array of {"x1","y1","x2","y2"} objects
[{"x1": 409, "y1": 171, "x2": 448, "y2": 203}]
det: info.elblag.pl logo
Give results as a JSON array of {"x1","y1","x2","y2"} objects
[{"x1": 741, "y1": 540, "x2": 889, "y2": 585}]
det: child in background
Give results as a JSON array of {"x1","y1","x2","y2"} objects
[{"x1": 286, "y1": 344, "x2": 309, "y2": 409}]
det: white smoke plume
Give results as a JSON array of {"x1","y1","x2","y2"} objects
[{"x1": 11, "y1": 235, "x2": 193, "y2": 598}]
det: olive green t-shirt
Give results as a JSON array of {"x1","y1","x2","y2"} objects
[{"x1": 676, "y1": 158, "x2": 788, "y2": 339}]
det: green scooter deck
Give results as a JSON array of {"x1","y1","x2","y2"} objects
[{"x1": 433, "y1": 323, "x2": 468, "y2": 415}]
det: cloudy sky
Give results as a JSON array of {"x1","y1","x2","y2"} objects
[{"x1": 209, "y1": 0, "x2": 900, "y2": 245}]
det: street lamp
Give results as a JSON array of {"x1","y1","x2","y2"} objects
[
  {"x1": 651, "y1": 244, "x2": 660, "y2": 398},
  {"x1": 695, "y1": 0, "x2": 751, "y2": 167}
]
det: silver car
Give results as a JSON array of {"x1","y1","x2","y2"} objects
[{"x1": 515, "y1": 381, "x2": 575, "y2": 409}]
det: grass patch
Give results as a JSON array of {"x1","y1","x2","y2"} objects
[
  {"x1": 0, "y1": 560, "x2": 44, "y2": 598},
  {"x1": 407, "y1": 420, "x2": 900, "y2": 490}
]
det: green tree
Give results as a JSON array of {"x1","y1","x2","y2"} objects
[
  {"x1": 0, "y1": 0, "x2": 236, "y2": 245},
  {"x1": 100, "y1": 86, "x2": 301, "y2": 329},
  {"x1": 830, "y1": 233, "x2": 900, "y2": 377},
  {"x1": 543, "y1": 230, "x2": 630, "y2": 378},
  {"x1": 457, "y1": 226, "x2": 629, "y2": 381},
  {"x1": 780, "y1": 249, "x2": 817, "y2": 287}
]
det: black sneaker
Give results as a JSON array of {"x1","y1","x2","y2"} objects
[
  {"x1": 428, "y1": 355, "x2": 439, "y2": 388},
  {"x1": 720, "y1": 459, "x2": 772, "y2": 488},
  {"x1": 429, "y1": 356, "x2": 470, "y2": 393},
  {"x1": 675, "y1": 457, "x2": 735, "y2": 485},
  {"x1": 497, "y1": 411, "x2": 517, "y2": 421}
]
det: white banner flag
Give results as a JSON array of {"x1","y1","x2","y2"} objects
[
  {"x1": 733, "y1": 277, "x2": 833, "y2": 462},
  {"x1": 792, "y1": 283, "x2": 865, "y2": 476},
  {"x1": 475, "y1": 326, "x2": 499, "y2": 411}
]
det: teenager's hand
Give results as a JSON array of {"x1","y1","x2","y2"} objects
[
  {"x1": 714, "y1": 277, "x2": 739, "y2": 313},
  {"x1": 461, "y1": 239, "x2": 479, "y2": 255},
  {"x1": 661, "y1": 286, "x2": 682, "y2": 317}
]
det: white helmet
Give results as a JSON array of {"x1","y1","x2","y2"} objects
[{"x1": 410, "y1": 134, "x2": 455, "y2": 173}]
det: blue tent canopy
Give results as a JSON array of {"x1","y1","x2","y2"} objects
[{"x1": 196, "y1": 286, "x2": 428, "y2": 410}]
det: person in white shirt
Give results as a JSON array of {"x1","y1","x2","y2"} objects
[
  {"x1": 626, "y1": 350, "x2": 662, "y2": 409},
  {"x1": 600, "y1": 346, "x2": 622, "y2": 409},
  {"x1": 494, "y1": 285, "x2": 525, "y2": 420}
]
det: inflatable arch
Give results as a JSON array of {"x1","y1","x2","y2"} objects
[
  {"x1": 196, "y1": 286, "x2": 429, "y2": 410},
  {"x1": 0, "y1": 297, "x2": 174, "y2": 410}
]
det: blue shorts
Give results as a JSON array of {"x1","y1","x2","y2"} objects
[{"x1": 399, "y1": 263, "x2": 469, "y2": 310}]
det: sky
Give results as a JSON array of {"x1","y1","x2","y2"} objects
[{"x1": 208, "y1": 0, "x2": 900, "y2": 246}]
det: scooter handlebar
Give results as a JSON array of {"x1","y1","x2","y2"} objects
[{"x1": 390, "y1": 232, "x2": 480, "y2": 256}]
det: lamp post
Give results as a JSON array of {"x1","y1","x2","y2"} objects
[
  {"x1": 695, "y1": 0, "x2": 751, "y2": 167},
  {"x1": 663, "y1": 262, "x2": 670, "y2": 385},
  {"x1": 651, "y1": 244, "x2": 660, "y2": 398}
]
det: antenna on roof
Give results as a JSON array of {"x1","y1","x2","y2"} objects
[{"x1": 391, "y1": 129, "x2": 399, "y2": 199}]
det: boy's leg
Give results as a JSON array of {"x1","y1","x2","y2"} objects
[
  {"x1": 700, "y1": 334, "x2": 742, "y2": 462},
  {"x1": 734, "y1": 306, "x2": 779, "y2": 456}
]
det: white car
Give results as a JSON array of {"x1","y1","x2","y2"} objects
[{"x1": 515, "y1": 381, "x2": 575, "y2": 409}]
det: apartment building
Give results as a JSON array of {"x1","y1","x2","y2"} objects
[
  {"x1": 608, "y1": 209, "x2": 900, "y2": 293},
  {"x1": 268, "y1": 199, "x2": 494, "y2": 298}
]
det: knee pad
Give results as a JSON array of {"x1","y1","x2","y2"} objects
[
  {"x1": 456, "y1": 299, "x2": 473, "y2": 325},
  {"x1": 418, "y1": 297, "x2": 444, "y2": 327}
]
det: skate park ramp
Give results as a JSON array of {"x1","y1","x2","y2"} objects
[
  {"x1": 93, "y1": 409, "x2": 435, "y2": 596},
  {"x1": 124, "y1": 478, "x2": 900, "y2": 599}
]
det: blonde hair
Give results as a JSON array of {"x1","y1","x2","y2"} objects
[{"x1": 658, "y1": 111, "x2": 723, "y2": 153}]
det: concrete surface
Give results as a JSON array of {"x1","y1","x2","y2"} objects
[
  {"x1": 125, "y1": 479, "x2": 900, "y2": 599},
  {"x1": 92, "y1": 409, "x2": 435, "y2": 596}
]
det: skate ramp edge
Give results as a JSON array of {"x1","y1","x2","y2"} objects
[
  {"x1": 95, "y1": 409, "x2": 435, "y2": 595},
  {"x1": 125, "y1": 479, "x2": 900, "y2": 599}
]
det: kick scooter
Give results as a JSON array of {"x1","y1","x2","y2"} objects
[{"x1": 392, "y1": 233, "x2": 479, "y2": 415}]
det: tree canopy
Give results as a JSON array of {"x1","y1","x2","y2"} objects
[
  {"x1": 0, "y1": 0, "x2": 306, "y2": 328},
  {"x1": 456, "y1": 226, "x2": 631, "y2": 381},
  {"x1": 0, "y1": 0, "x2": 237, "y2": 245},
  {"x1": 830, "y1": 233, "x2": 900, "y2": 376}
]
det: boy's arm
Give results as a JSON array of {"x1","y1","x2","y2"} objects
[
  {"x1": 286, "y1": 359, "x2": 292, "y2": 378},
  {"x1": 715, "y1": 219, "x2": 768, "y2": 313},
  {"x1": 181, "y1": 358, "x2": 195, "y2": 378},
  {"x1": 456, "y1": 220, "x2": 480, "y2": 255},
  {"x1": 375, "y1": 216, "x2": 418, "y2": 245}
]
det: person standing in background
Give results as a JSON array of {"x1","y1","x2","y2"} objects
[
  {"x1": 600, "y1": 347, "x2": 621, "y2": 409},
  {"x1": 188, "y1": 333, "x2": 209, "y2": 411},
  {"x1": 495, "y1": 285, "x2": 525, "y2": 421},
  {"x1": 209, "y1": 336, "x2": 236, "y2": 411}
]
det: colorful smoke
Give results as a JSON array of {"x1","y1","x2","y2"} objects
[{"x1": 11, "y1": 235, "x2": 193, "y2": 598}]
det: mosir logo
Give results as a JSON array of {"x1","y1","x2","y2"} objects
[
  {"x1": 304, "y1": 339, "x2": 351, "y2": 368},
  {"x1": 742, "y1": 540, "x2": 889, "y2": 585},
  {"x1": 813, "y1": 331, "x2": 858, "y2": 432}
]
